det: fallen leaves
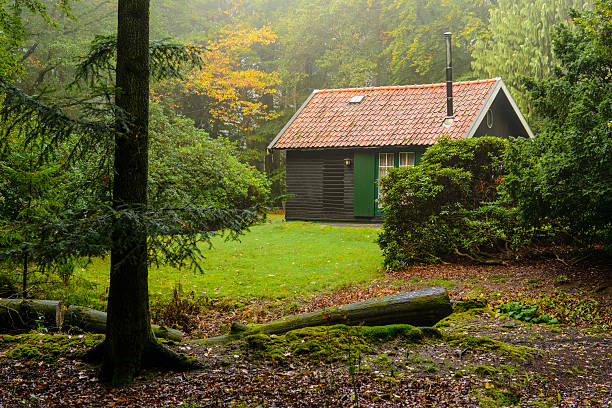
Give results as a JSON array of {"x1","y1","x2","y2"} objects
[{"x1": 1, "y1": 259, "x2": 610, "y2": 406}]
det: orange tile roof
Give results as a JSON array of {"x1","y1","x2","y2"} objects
[{"x1": 270, "y1": 78, "x2": 498, "y2": 149}]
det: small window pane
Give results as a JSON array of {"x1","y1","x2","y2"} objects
[{"x1": 399, "y1": 152, "x2": 415, "y2": 167}]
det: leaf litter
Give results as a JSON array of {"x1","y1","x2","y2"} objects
[{"x1": 0, "y1": 259, "x2": 610, "y2": 407}]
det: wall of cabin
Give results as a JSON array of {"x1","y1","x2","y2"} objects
[
  {"x1": 285, "y1": 147, "x2": 426, "y2": 222},
  {"x1": 285, "y1": 150, "x2": 354, "y2": 221}
]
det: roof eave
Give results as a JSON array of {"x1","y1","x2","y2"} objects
[{"x1": 267, "y1": 89, "x2": 319, "y2": 150}]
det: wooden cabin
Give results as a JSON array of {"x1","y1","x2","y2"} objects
[{"x1": 268, "y1": 77, "x2": 533, "y2": 222}]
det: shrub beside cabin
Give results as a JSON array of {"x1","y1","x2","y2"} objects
[{"x1": 268, "y1": 77, "x2": 533, "y2": 222}]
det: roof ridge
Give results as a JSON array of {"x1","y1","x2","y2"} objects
[{"x1": 315, "y1": 78, "x2": 499, "y2": 94}]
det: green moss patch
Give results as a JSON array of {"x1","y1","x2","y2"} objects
[
  {"x1": 244, "y1": 324, "x2": 441, "y2": 364},
  {"x1": 4, "y1": 333, "x2": 104, "y2": 363},
  {"x1": 453, "y1": 299, "x2": 488, "y2": 313},
  {"x1": 445, "y1": 333, "x2": 542, "y2": 361},
  {"x1": 0, "y1": 335, "x2": 20, "y2": 346},
  {"x1": 435, "y1": 308, "x2": 493, "y2": 329},
  {"x1": 473, "y1": 384, "x2": 520, "y2": 407},
  {"x1": 472, "y1": 364, "x2": 499, "y2": 378}
]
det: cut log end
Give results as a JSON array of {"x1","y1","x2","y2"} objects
[{"x1": 0, "y1": 299, "x2": 64, "y2": 330}]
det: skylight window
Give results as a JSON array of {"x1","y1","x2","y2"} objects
[{"x1": 349, "y1": 95, "x2": 366, "y2": 104}]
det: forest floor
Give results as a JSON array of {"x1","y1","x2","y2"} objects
[{"x1": 0, "y1": 258, "x2": 610, "y2": 407}]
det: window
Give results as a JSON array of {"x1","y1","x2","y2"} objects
[
  {"x1": 349, "y1": 95, "x2": 366, "y2": 104},
  {"x1": 378, "y1": 153, "x2": 394, "y2": 208},
  {"x1": 378, "y1": 153, "x2": 394, "y2": 178},
  {"x1": 399, "y1": 152, "x2": 415, "y2": 167}
]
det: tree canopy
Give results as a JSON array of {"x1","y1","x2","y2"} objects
[{"x1": 502, "y1": 0, "x2": 612, "y2": 246}]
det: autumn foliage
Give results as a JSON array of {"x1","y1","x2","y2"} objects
[{"x1": 153, "y1": 24, "x2": 280, "y2": 133}]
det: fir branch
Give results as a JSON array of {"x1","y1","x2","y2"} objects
[
  {"x1": 0, "y1": 78, "x2": 115, "y2": 164},
  {"x1": 73, "y1": 35, "x2": 205, "y2": 88}
]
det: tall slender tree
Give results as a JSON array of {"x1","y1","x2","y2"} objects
[
  {"x1": 472, "y1": 0, "x2": 590, "y2": 109},
  {"x1": 102, "y1": 0, "x2": 153, "y2": 384},
  {"x1": 100, "y1": 0, "x2": 198, "y2": 385}
]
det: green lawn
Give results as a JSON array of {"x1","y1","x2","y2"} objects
[{"x1": 51, "y1": 219, "x2": 383, "y2": 309}]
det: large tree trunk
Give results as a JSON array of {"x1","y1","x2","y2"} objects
[
  {"x1": 65, "y1": 305, "x2": 183, "y2": 342},
  {"x1": 101, "y1": 0, "x2": 154, "y2": 385},
  {"x1": 199, "y1": 287, "x2": 452, "y2": 345},
  {"x1": 98, "y1": 0, "x2": 195, "y2": 385}
]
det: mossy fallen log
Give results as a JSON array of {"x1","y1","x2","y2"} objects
[
  {"x1": 0, "y1": 299, "x2": 64, "y2": 329},
  {"x1": 194, "y1": 287, "x2": 452, "y2": 345},
  {"x1": 0, "y1": 299, "x2": 182, "y2": 342}
]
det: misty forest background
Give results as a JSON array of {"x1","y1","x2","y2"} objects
[{"x1": 4, "y1": 0, "x2": 591, "y2": 194}]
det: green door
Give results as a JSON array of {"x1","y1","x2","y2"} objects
[{"x1": 353, "y1": 151, "x2": 375, "y2": 217}]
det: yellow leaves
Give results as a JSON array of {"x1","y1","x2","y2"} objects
[
  {"x1": 209, "y1": 24, "x2": 277, "y2": 54},
  {"x1": 160, "y1": 23, "x2": 281, "y2": 130}
]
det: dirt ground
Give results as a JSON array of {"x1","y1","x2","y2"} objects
[{"x1": 0, "y1": 258, "x2": 610, "y2": 407}]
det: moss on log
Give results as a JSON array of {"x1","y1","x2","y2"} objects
[{"x1": 194, "y1": 287, "x2": 452, "y2": 345}]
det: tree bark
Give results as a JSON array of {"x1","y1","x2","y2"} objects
[
  {"x1": 197, "y1": 287, "x2": 452, "y2": 345},
  {"x1": 65, "y1": 305, "x2": 183, "y2": 342},
  {"x1": 100, "y1": 0, "x2": 154, "y2": 385},
  {"x1": 99, "y1": 0, "x2": 197, "y2": 385}
]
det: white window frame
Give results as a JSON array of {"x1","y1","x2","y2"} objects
[
  {"x1": 399, "y1": 152, "x2": 415, "y2": 167},
  {"x1": 378, "y1": 153, "x2": 394, "y2": 208}
]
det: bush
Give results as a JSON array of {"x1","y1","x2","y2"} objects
[
  {"x1": 496, "y1": 301, "x2": 558, "y2": 324},
  {"x1": 148, "y1": 102, "x2": 270, "y2": 210},
  {"x1": 0, "y1": 270, "x2": 17, "y2": 297},
  {"x1": 377, "y1": 136, "x2": 516, "y2": 269}
]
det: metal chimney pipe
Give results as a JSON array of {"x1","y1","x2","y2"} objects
[{"x1": 444, "y1": 32, "x2": 454, "y2": 118}]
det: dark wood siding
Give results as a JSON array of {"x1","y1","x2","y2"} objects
[
  {"x1": 286, "y1": 150, "x2": 357, "y2": 221},
  {"x1": 473, "y1": 92, "x2": 529, "y2": 139},
  {"x1": 285, "y1": 147, "x2": 427, "y2": 222}
]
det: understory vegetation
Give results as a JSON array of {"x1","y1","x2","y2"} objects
[{"x1": 377, "y1": 136, "x2": 514, "y2": 268}]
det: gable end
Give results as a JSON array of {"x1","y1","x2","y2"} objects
[{"x1": 465, "y1": 78, "x2": 534, "y2": 139}]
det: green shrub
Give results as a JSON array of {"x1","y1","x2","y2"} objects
[
  {"x1": 377, "y1": 136, "x2": 518, "y2": 269},
  {"x1": 502, "y1": 5, "x2": 612, "y2": 248},
  {"x1": 148, "y1": 102, "x2": 270, "y2": 210},
  {"x1": 0, "y1": 270, "x2": 17, "y2": 297}
]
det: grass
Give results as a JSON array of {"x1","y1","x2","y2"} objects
[{"x1": 40, "y1": 218, "x2": 383, "y2": 309}]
